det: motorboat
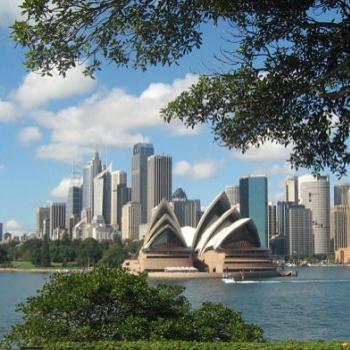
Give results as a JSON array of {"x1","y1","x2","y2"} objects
[{"x1": 222, "y1": 277, "x2": 236, "y2": 284}]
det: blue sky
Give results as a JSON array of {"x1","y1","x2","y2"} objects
[{"x1": 0, "y1": 1, "x2": 347, "y2": 234}]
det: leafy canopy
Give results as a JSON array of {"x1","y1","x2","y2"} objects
[
  {"x1": 12, "y1": 0, "x2": 350, "y2": 175},
  {"x1": 2, "y1": 267, "x2": 263, "y2": 348}
]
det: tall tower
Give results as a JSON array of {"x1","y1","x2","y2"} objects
[
  {"x1": 334, "y1": 183, "x2": 350, "y2": 206},
  {"x1": 268, "y1": 202, "x2": 277, "y2": 238},
  {"x1": 239, "y1": 176, "x2": 268, "y2": 248},
  {"x1": 331, "y1": 205, "x2": 350, "y2": 251},
  {"x1": 49, "y1": 202, "x2": 66, "y2": 239},
  {"x1": 132, "y1": 143, "x2": 154, "y2": 223},
  {"x1": 66, "y1": 185, "x2": 82, "y2": 235},
  {"x1": 111, "y1": 170, "x2": 130, "y2": 230},
  {"x1": 36, "y1": 206, "x2": 50, "y2": 238},
  {"x1": 82, "y1": 151, "x2": 102, "y2": 216},
  {"x1": 122, "y1": 202, "x2": 142, "y2": 241},
  {"x1": 147, "y1": 154, "x2": 172, "y2": 221},
  {"x1": 286, "y1": 176, "x2": 298, "y2": 203},
  {"x1": 94, "y1": 167, "x2": 112, "y2": 225},
  {"x1": 298, "y1": 174, "x2": 330, "y2": 255},
  {"x1": 225, "y1": 185, "x2": 240, "y2": 206}
]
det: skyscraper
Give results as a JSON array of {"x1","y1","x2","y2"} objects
[
  {"x1": 36, "y1": 206, "x2": 50, "y2": 238},
  {"x1": 225, "y1": 185, "x2": 240, "y2": 206},
  {"x1": 277, "y1": 201, "x2": 288, "y2": 236},
  {"x1": 334, "y1": 183, "x2": 350, "y2": 206},
  {"x1": 132, "y1": 143, "x2": 154, "y2": 223},
  {"x1": 268, "y1": 202, "x2": 276, "y2": 238},
  {"x1": 66, "y1": 185, "x2": 83, "y2": 235},
  {"x1": 298, "y1": 174, "x2": 330, "y2": 255},
  {"x1": 122, "y1": 202, "x2": 142, "y2": 241},
  {"x1": 286, "y1": 204, "x2": 314, "y2": 257},
  {"x1": 82, "y1": 151, "x2": 102, "y2": 216},
  {"x1": 239, "y1": 176, "x2": 268, "y2": 248},
  {"x1": 94, "y1": 167, "x2": 112, "y2": 225},
  {"x1": 147, "y1": 154, "x2": 172, "y2": 221},
  {"x1": 0, "y1": 223, "x2": 2, "y2": 241},
  {"x1": 331, "y1": 205, "x2": 350, "y2": 251},
  {"x1": 111, "y1": 170, "x2": 130, "y2": 230},
  {"x1": 49, "y1": 202, "x2": 66, "y2": 239},
  {"x1": 286, "y1": 176, "x2": 298, "y2": 203},
  {"x1": 171, "y1": 188, "x2": 201, "y2": 227}
]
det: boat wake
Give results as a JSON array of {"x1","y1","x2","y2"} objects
[{"x1": 234, "y1": 279, "x2": 350, "y2": 284}]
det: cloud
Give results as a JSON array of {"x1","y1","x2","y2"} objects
[
  {"x1": 174, "y1": 159, "x2": 217, "y2": 180},
  {"x1": 4, "y1": 219, "x2": 22, "y2": 233},
  {"x1": 0, "y1": 0, "x2": 22, "y2": 28},
  {"x1": 0, "y1": 100, "x2": 18, "y2": 122},
  {"x1": 35, "y1": 74, "x2": 198, "y2": 162},
  {"x1": 234, "y1": 142, "x2": 292, "y2": 162},
  {"x1": 18, "y1": 126, "x2": 43, "y2": 145},
  {"x1": 50, "y1": 177, "x2": 71, "y2": 199},
  {"x1": 255, "y1": 162, "x2": 296, "y2": 177}
]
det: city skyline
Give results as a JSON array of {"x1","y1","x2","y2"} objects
[{"x1": 0, "y1": 3, "x2": 348, "y2": 234}]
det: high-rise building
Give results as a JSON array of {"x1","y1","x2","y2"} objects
[
  {"x1": 240, "y1": 176, "x2": 268, "y2": 248},
  {"x1": 171, "y1": 188, "x2": 201, "y2": 227},
  {"x1": 331, "y1": 205, "x2": 350, "y2": 251},
  {"x1": 225, "y1": 185, "x2": 240, "y2": 206},
  {"x1": 94, "y1": 167, "x2": 112, "y2": 225},
  {"x1": 111, "y1": 170, "x2": 130, "y2": 230},
  {"x1": 82, "y1": 151, "x2": 102, "y2": 216},
  {"x1": 286, "y1": 176, "x2": 298, "y2": 203},
  {"x1": 268, "y1": 202, "x2": 276, "y2": 238},
  {"x1": 147, "y1": 154, "x2": 172, "y2": 221},
  {"x1": 286, "y1": 204, "x2": 314, "y2": 257},
  {"x1": 122, "y1": 202, "x2": 142, "y2": 241},
  {"x1": 66, "y1": 185, "x2": 82, "y2": 235},
  {"x1": 36, "y1": 206, "x2": 50, "y2": 238},
  {"x1": 132, "y1": 143, "x2": 154, "y2": 223},
  {"x1": 298, "y1": 174, "x2": 330, "y2": 255},
  {"x1": 49, "y1": 202, "x2": 66, "y2": 238},
  {"x1": 334, "y1": 183, "x2": 350, "y2": 206},
  {"x1": 277, "y1": 201, "x2": 288, "y2": 236},
  {"x1": 0, "y1": 223, "x2": 2, "y2": 241}
]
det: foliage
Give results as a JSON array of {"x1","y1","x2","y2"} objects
[
  {"x1": 76, "y1": 238, "x2": 103, "y2": 267},
  {"x1": 37, "y1": 340, "x2": 350, "y2": 350},
  {"x1": 0, "y1": 245, "x2": 10, "y2": 264},
  {"x1": 2, "y1": 267, "x2": 263, "y2": 349},
  {"x1": 11, "y1": 0, "x2": 350, "y2": 175}
]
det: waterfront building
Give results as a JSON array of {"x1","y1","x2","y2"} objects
[
  {"x1": 121, "y1": 202, "x2": 142, "y2": 241},
  {"x1": 225, "y1": 185, "x2": 240, "y2": 206},
  {"x1": 268, "y1": 202, "x2": 276, "y2": 238},
  {"x1": 66, "y1": 185, "x2": 82, "y2": 235},
  {"x1": 298, "y1": 174, "x2": 330, "y2": 255},
  {"x1": 147, "y1": 154, "x2": 172, "y2": 221},
  {"x1": 335, "y1": 247, "x2": 350, "y2": 264},
  {"x1": 286, "y1": 176, "x2": 298, "y2": 203},
  {"x1": 239, "y1": 176, "x2": 268, "y2": 248},
  {"x1": 269, "y1": 235, "x2": 287, "y2": 256},
  {"x1": 334, "y1": 183, "x2": 350, "y2": 206},
  {"x1": 277, "y1": 201, "x2": 288, "y2": 236},
  {"x1": 49, "y1": 202, "x2": 66, "y2": 239},
  {"x1": 331, "y1": 205, "x2": 350, "y2": 251},
  {"x1": 171, "y1": 188, "x2": 201, "y2": 228},
  {"x1": 94, "y1": 167, "x2": 112, "y2": 225},
  {"x1": 111, "y1": 170, "x2": 130, "y2": 230},
  {"x1": 0, "y1": 223, "x2": 2, "y2": 241},
  {"x1": 286, "y1": 204, "x2": 314, "y2": 257},
  {"x1": 36, "y1": 206, "x2": 50, "y2": 238},
  {"x1": 82, "y1": 151, "x2": 102, "y2": 216},
  {"x1": 132, "y1": 143, "x2": 154, "y2": 223}
]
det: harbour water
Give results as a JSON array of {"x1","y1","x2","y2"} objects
[{"x1": 1, "y1": 267, "x2": 350, "y2": 341}]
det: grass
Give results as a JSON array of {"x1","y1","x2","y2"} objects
[{"x1": 8, "y1": 261, "x2": 79, "y2": 270}]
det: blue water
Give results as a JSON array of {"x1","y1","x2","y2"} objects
[{"x1": 1, "y1": 267, "x2": 350, "y2": 341}]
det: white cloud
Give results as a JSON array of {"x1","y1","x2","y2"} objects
[
  {"x1": 4, "y1": 219, "x2": 22, "y2": 233},
  {"x1": 50, "y1": 177, "x2": 71, "y2": 199},
  {"x1": 174, "y1": 159, "x2": 217, "y2": 180},
  {"x1": 0, "y1": 100, "x2": 18, "y2": 122},
  {"x1": 37, "y1": 143, "x2": 91, "y2": 163},
  {"x1": 234, "y1": 142, "x2": 292, "y2": 162},
  {"x1": 0, "y1": 0, "x2": 22, "y2": 27},
  {"x1": 255, "y1": 162, "x2": 296, "y2": 177},
  {"x1": 18, "y1": 126, "x2": 43, "y2": 145},
  {"x1": 35, "y1": 74, "x2": 198, "y2": 162}
]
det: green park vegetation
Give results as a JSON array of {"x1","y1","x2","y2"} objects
[{"x1": 0, "y1": 237, "x2": 142, "y2": 269}]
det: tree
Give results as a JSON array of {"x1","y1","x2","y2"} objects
[
  {"x1": 1, "y1": 267, "x2": 263, "y2": 348},
  {"x1": 98, "y1": 243, "x2": 128, "y2": 267},
  {"x1": 76, "y1": 238, "x2": 102, "y2": 267},
  {"x1": 0, "y1": 245, "x2": 9, "y2": 264},
  {"x1": 11, "y1": 1, "x2": 350, "y2": 175}
]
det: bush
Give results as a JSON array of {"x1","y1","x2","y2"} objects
[{"x1": 1, "y1": 267, "x2": 263, "y2": 349}]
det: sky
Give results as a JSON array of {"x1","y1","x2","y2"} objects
[{"x1": 0, "y1": 1, "x2": 348, "y2": 235}]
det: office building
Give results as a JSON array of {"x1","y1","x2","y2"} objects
[
  {"x1": 94, "y1": 167, "x2": 112, "y2": 225},
  {"x1": 298, "y1": 174, "x2": 330, "y2": 255},
  {"x1": 0, "y1": 223, "x2": 2, "y2": 241},
  {"x1": 277, "y1": 201, "x2": 288, "y2": 236},
  {"x1": 286, "y1": 176, "x2": 298, "y2": 203},
  {"x1": 331, "y1": 205, "x2": 350, "y2": 251},
  {"x1": 268, "y1": 202, "x2": 276, "y2": 238},
  {"x1": 36, "y1": 206, "x2": 50, "y2": 238},
  {"x1": 122, "y1": 202, "x2": 142, "y2": 241},
  {"x1": 49, "y1": 202, "x2": 66, "y2": 239},
  {"x1": 286, "y1": 204, "x2": 314, "y2": 257},
  {"x1": 239, "y1": 176, "x2": 268, "y2": 248},
  {"x1": 334, "y1": 183, "x2": 350, "y2": 206},
  {"x1": 66, "y1": 185, "x2": 82, "y2": 235},
  {"x1": 171, "y1": 188, "x2": 201, "y2": 227},
  {"x1": 147, "y1": 154, "x2": 172, "y2": 221},
  {"x1": 132, "y1": 143, "x2": 154, "y2": 223},
  {"x1": 82, "y1": 151, "x2": 102, "y2": 215},
  {"x1": 111, "y1": 170, "x2": 130, "y2": 230},
  {"x1": 225, "y1": 186, "x2": 240, "y2": 206}
]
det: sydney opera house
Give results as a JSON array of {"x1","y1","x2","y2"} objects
[{"x1": 123, "y1": 192, "x2": 277, "y2": 277}]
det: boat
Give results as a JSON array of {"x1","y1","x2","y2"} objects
[
  {"x1": 280, "y1": 270, "x2": 298, "y2": 277},
  {"x1": 222, "y1": 277, "x2": 236, "y2": 284}
]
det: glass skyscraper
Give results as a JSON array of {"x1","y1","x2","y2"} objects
[{"x1": 239, "y1": 176, "x2": 268, "y2": 248}]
